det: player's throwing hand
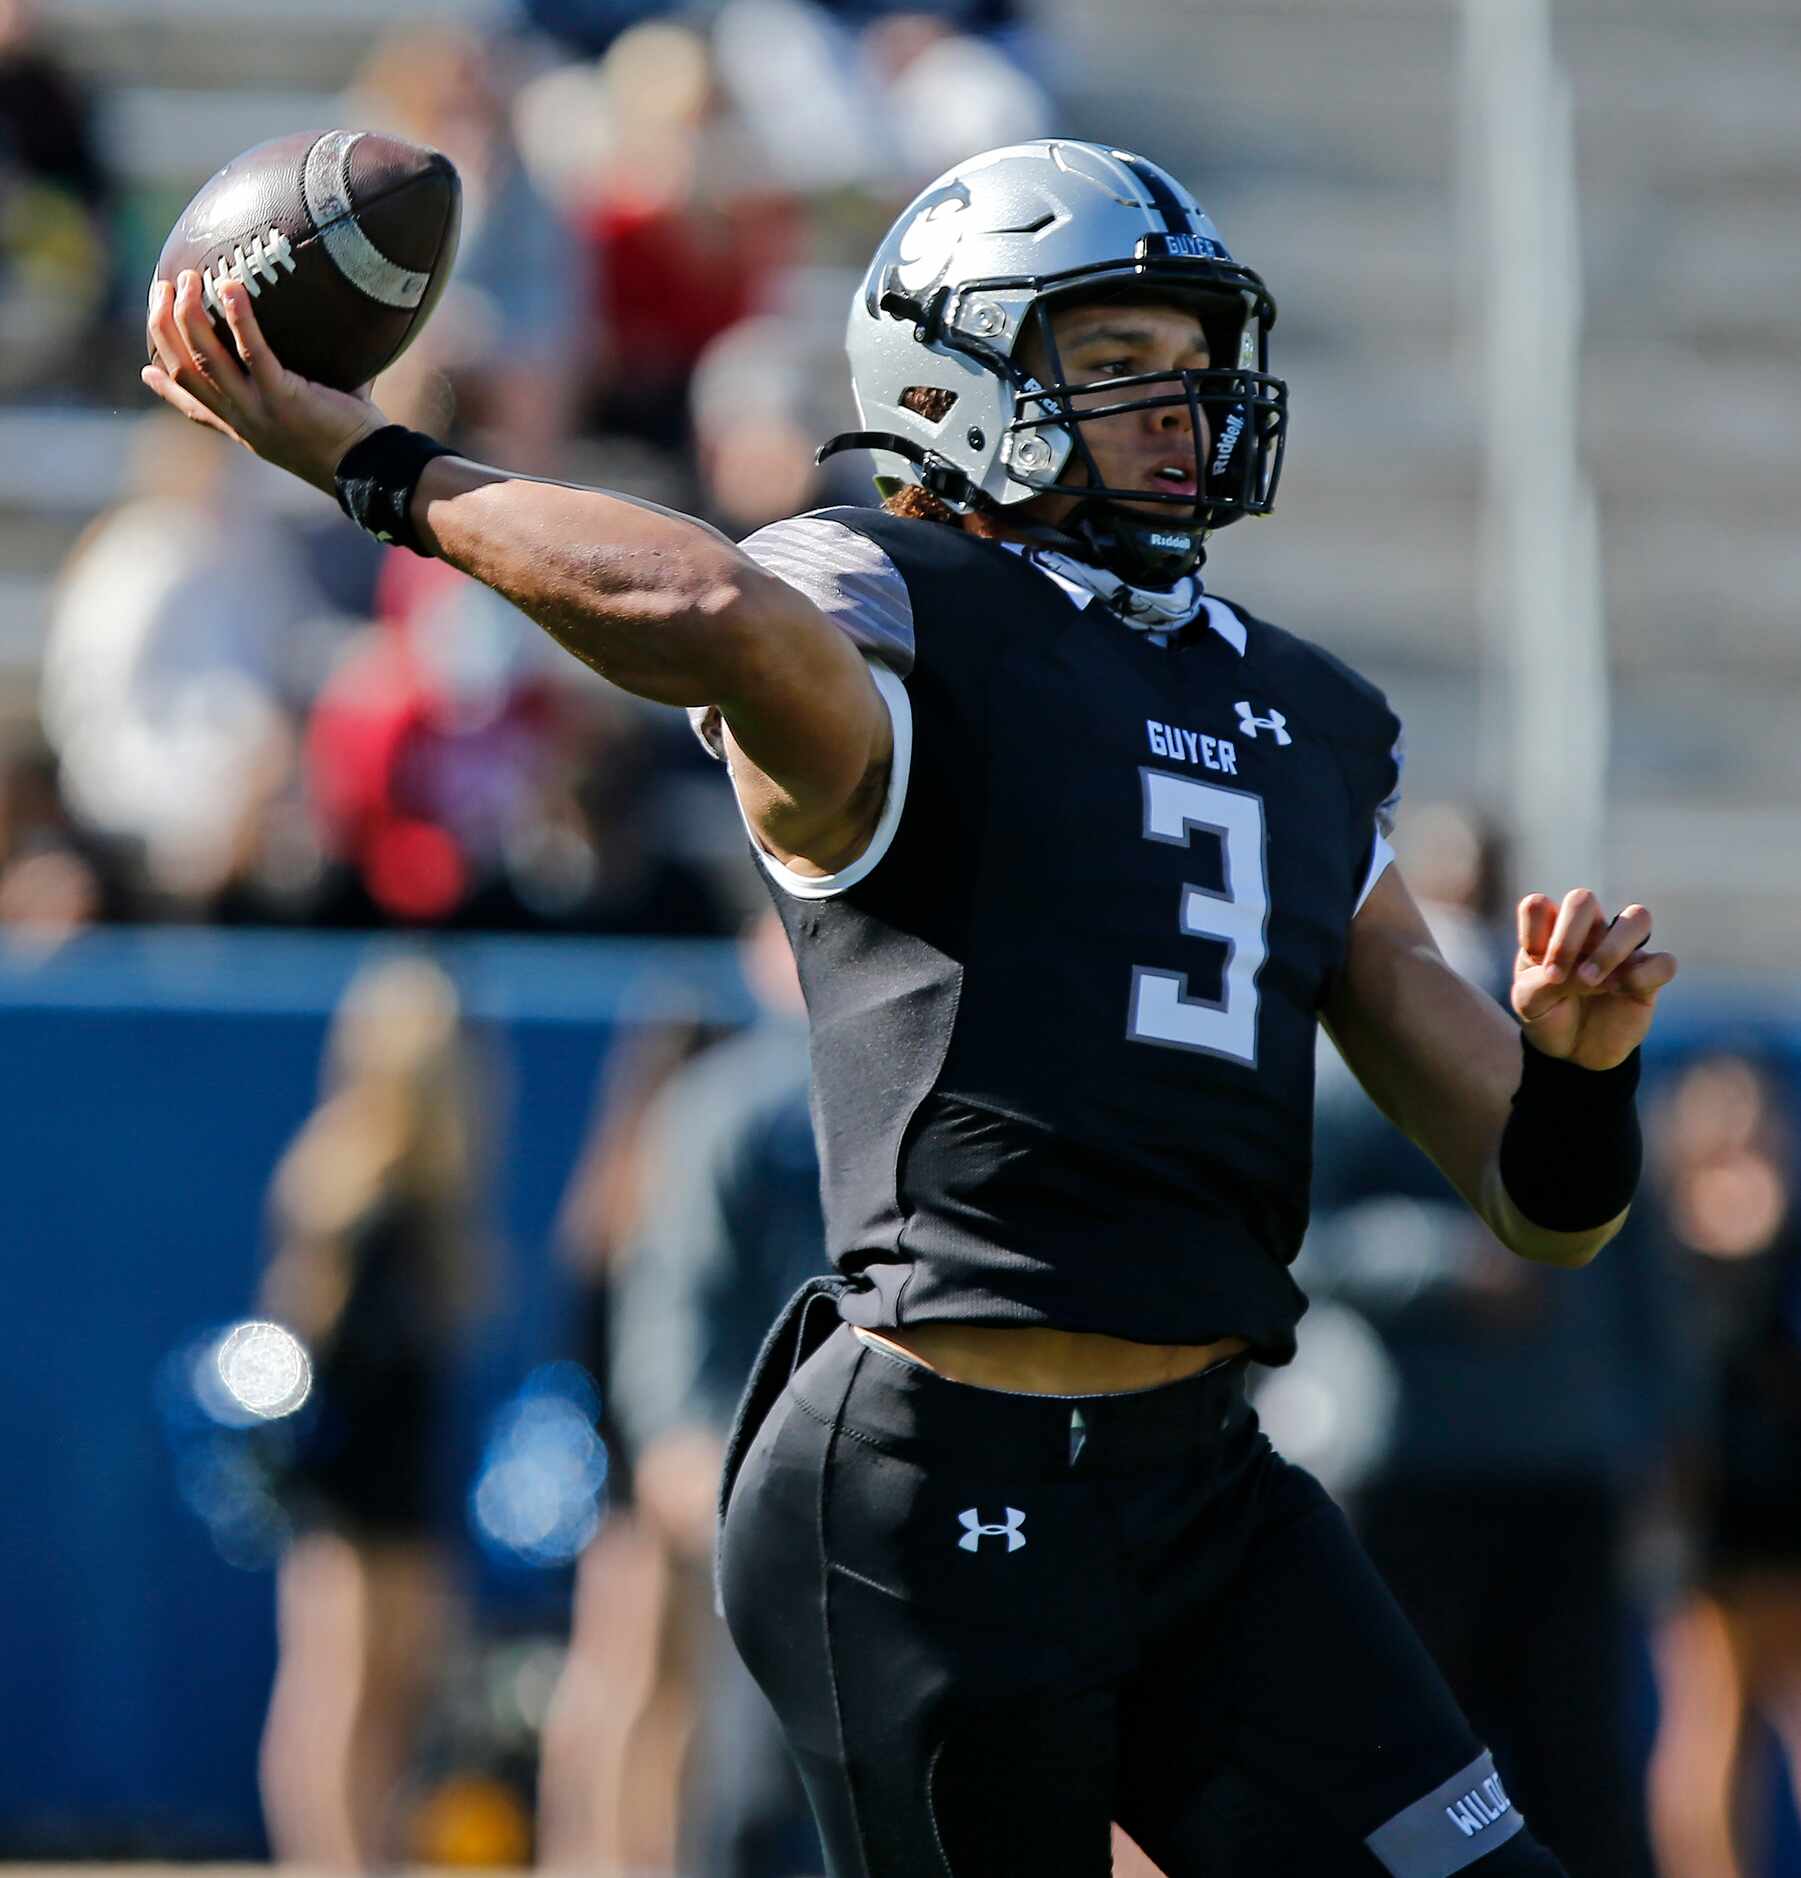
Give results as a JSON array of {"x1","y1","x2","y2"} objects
[
  {"x1": 1511, "y1": 888, "x2": 1677, "y2": 1069},
  {"x1": 142, "y1": 272, "x2": 383, "y2": 496}
]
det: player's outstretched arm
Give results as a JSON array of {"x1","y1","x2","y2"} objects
[
  {"x1": 142, "y1": 272, "x2": 889, "y2": 873},
  {"x1": 1322, "y1": 868, "x2": 1678, "y2": 1266}
]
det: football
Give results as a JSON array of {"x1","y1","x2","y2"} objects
[{"x1": 149, "y1": 128, "x2": 461, "y2": 392}]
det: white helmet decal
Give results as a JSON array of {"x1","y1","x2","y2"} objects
[{"x1": 894, "y1": 186, "x2": 971, "y2": 293}]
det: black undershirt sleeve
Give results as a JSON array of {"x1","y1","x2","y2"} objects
[{"x1": 1497, "y1": 1036, "x2": 1643, "y2": 1231}]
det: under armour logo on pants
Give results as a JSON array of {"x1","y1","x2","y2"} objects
[{"x1": 958, "y1": 1507, "x2": 1027, "y2": 1552}]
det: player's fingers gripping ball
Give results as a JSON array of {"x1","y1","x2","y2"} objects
[{"x1": 147, "y1": 128, "x2": 461, "y2": 393}]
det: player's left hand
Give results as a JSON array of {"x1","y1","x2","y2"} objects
[{"x1": 1511, "y1": 889, "x2": 1677, "y2": 1069}]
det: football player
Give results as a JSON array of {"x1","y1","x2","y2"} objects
[{"x1": 146, "y1": 139, "x2": 1675, "y2": 1877}]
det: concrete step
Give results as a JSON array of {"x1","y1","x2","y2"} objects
[
  {"x1": 53, "y1": 0, "x2": 478, "y2": 90},
  {"x1": 1598, "y1": 516, "x2": 1801, "y2": 672},
  {"x1": 0, "y1": 410, "x2": 145, "y2": 515},
  {"x1": 0, "y1": 514, "x2": 87, "y2": 580},
  {"x1": 100, "y1": 87, "x2": 342, "y2": 188},
  {"x1": 1093, "y1": 0, "x2": 1797, "y2": 21},
  {"x1": 1350, "y1": 662, "x2": 1801, "y2": 798},
  {"x1": 1583, "y1": 352, "x2": 1801, "y2": 489},
  {"x1": 1198, "y1": 185, "x2": 1460, "y2": 348},
  {"x1": 1613, "y1": 675, "x2": 1801, "y2": 800},
  {"x1": 1211, "y1": 492, "x2": 1801, "y2": 679},
  {"x1": 0, "y1": 574, "x2": 55, "y2": 680},
  {"x1": 1569, "y1": 33, "x2": 1801, "y2": 192},
  {"x1": 1608, "y1": 804, "x2": 1801, "y2": 977},
  {"x1": 1045, "y1": 4, "x2": 1800, "y2": 198},
  {"x1": 1584, "y1": 203, "x2": 1801, "y2": 350}
]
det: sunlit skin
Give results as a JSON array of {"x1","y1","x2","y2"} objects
[{"x1": 981, "y1": 296, "x2": 1214, "y2": 539}]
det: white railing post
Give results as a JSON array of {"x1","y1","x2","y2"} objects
[{"x1": 1462, "y1": 0, "x2": 1608, "y2": 902}]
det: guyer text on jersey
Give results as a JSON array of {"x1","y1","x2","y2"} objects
[{"x1": 1145, "y1": 719, "x2": 1240, "y2": 776}]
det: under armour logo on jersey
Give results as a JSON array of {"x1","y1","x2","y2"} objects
[
  {"x1": 1234, "y1": 701, "x2": 1292, "y2": 745},
  {"x1": 957, "y1": 1507, "x2": 1026, "y2": 1553}
]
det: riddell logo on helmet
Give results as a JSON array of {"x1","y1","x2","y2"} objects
[{"x1": 1211, "y1": 412, "x2": 1244, "y2": 475}]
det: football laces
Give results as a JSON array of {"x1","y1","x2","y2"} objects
[{"x1": 200, "y1": 228, "x2": 298, "y2": 317}]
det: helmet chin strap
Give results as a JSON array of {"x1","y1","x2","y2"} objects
[{"x1": 1063, "y1": 499, "x2": 1209, "y2": 589}]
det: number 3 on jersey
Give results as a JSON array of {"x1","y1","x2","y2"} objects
[{"x1": 1128, "y1": 769, "x2": 1269, "y2": 1065}]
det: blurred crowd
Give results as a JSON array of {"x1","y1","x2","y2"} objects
[{"x1": 0, "y1": 0, "x2": 1053, "y2": 950}]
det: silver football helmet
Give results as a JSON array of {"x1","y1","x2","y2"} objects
[{"x1": 821, "y1": 139, "x2": 1287, "y2": 586}]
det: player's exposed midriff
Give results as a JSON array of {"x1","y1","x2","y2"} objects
[{"x1": 857, "y1": 1323, "x2": 1251, "y2": 1395}]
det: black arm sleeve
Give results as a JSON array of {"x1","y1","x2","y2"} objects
[{"x1": 1497, "y1": 1037, "x2": 1643, "y2": 1231}]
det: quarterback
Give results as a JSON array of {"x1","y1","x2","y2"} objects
[{"x1": 146, "y1": 140, "x2": 1674, "y2": 1875}]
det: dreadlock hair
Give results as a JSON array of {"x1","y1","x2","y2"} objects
[
  {"x1": 881, "y1": 386, "x2": 962, "y2": 524},
  {"x1": 881, "y1": 482, "x2": 958, "y2": 523}
]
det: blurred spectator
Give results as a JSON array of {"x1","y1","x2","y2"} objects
[
  {"x1": 35, "y1": 403, "x2": 737, "y2": 934},
  {"x1": 39, "y1": 415, "x2": 341, "y2": 919},
  {"x1": 304, "y1": 555, "x2": 732, "y2": 935},
  {"x1": 542, "y1": 19, "x2": 801, "y2": 447},
  {"x1": 541, "y1": 909, "x2": 824, "y2": 1877},
  {"x1": 0, "y1": 734, "x2": 126, "y2": 948},
  {"x1": 304, "y1": 562, "x2": 564, "y2": 928},
  {"x1": 349, "y1": 23, "x2": 585, "y2": 472},
  {"x1": 515, "y1": 0, "x2": 1030, "y2": 61},
  {"x1": 608, "y1": 908, "x2": 822, "y2": 1878},
  {"x1": 713, "y1": 0, "x2": 1050, "y2": 197},
  {"x1": 862, "y1": 10, "x2": 1050, "y2": 180},
  {"x1": 606, "y1": 912, "x2": 815, "y2": 1557},
  {"x1": 711, "y1": 0, "x2": 895, "y2": 197},
  {"x1": 536, "y1": 1009, "x2": 724, "y2": 1874},
  {"x1": 509, "y1": 0, "x2": 670, "y2": 61},
  {"x1": 512, "y1": 4, "x2": 1045, "y2": 459},
  {"x1": 1646, "y1": 1052, "x2": 1801, "y2": 1878},
  {"x1": 816, "y1": 0, "x2": 1024, "y2": 27},
  {"x1": 0, "y1": 0, "x2": 113, "y2": 393},
  {"x1": 688, "y1": 314, "x2": 848, "y2": 536},
  {"x1": 502, "y1": 697, "x2": 736, "y2": 936},
  {"x1": 1299, "y1": 804, "x2": 1673, "y2": 1878},
  {"x1": 254, "y1": 956, "x2": 491, "y2": 1869}
]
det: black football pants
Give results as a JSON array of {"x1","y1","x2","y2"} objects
[{"x1": 719, "y1": 1316, "x2": 1569, "y2": 1877}]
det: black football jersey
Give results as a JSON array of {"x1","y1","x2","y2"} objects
[{"x1": 752, "y1": 508, "x2": 1402, "y2": 1363}]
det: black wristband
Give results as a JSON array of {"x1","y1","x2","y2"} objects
[
  {"x1": 1497, "y1": 1037, "x2": 1643, "y2": 1231},
  {"x1": 334, "y1": 425, "x2": 454, "y2": 556}
]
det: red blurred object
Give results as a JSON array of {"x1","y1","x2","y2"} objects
[
  {"x1": 306, "y1": 556, "x2": 559, "y2": 922},
  {"x1": 584, "y1": 188, "x2": 798, "y2": 427},
  {"x1": 365, "y1": 817, "x2": 466, "y2": 922}
]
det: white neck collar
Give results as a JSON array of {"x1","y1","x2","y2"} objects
[{"x1": 1001, "y1": 542, "x2": 1247, "y2": 654}]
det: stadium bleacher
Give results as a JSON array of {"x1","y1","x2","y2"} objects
[{"x1": 5, "y1": 0, "x2": 1797, "y2": 970}]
